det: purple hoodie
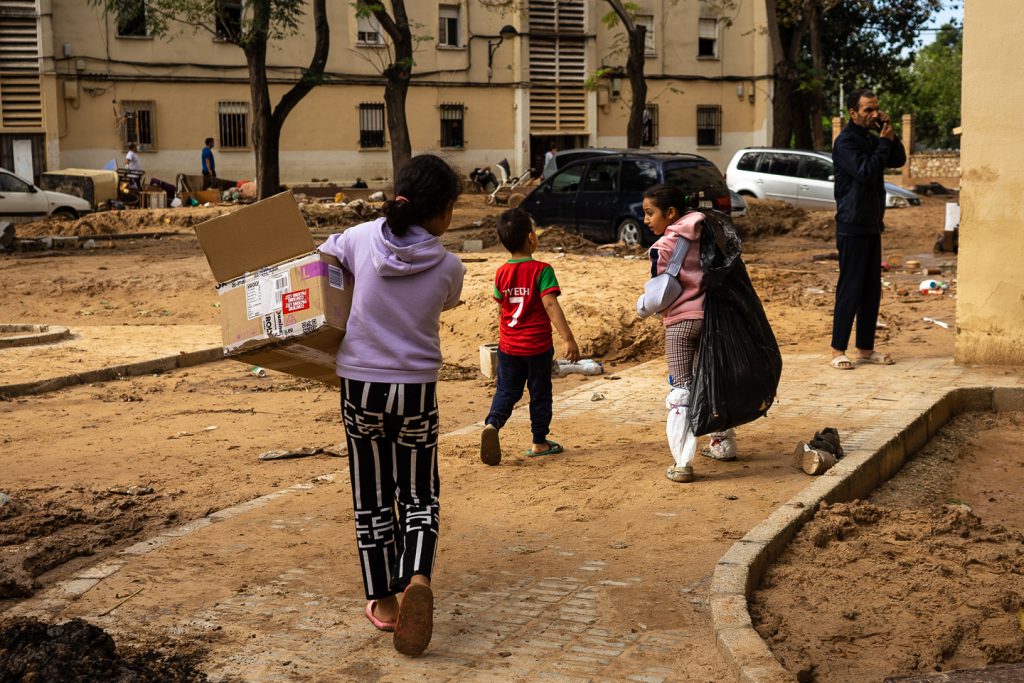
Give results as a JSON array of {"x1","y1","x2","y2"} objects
[{"x1": 318, "y1": 217, "x2": 465, "y2": 384}]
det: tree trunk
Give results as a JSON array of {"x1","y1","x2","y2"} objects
[
  {"x1": 606, "y1": 0, "x2": 647, "y2": 148},
  {"x1": 808, "y1": 3, "x2": 826, "y2": 150},
  {"x1": 245, "y1": 1, "x2": 275, "y2": 199},
  {"x1": 625, "y1": 25, "x2": 647, "y2": 148},
  {"x1": 372, "y1": 1, "x2": 414, "y2": 180},
  {"x1": 245, "y1": 0, "x2": 329, "y2": 200}
]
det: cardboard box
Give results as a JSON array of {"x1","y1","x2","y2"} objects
[
  {"x1": 194, "y1": 192, "x2": 352, "y2": 384},
  {"x1": 180, "y1": 189, "x2": 221, "y2": 205}
]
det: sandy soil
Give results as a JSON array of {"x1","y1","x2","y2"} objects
[
  {"x1": 750, "y1": 411, "x2": 1024, "y2": 682},
  {"x1": 0, "y1": 191, "x2": 988, "y2": 674}
]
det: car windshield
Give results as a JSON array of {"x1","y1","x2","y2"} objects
[{"x1": 663, "y1": 162, "x2": 723, "y2": 190}]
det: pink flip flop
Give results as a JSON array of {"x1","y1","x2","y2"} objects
[
  {"x1": 393, "y1": 584, "x2": 433, "y2": 656},
  {"x1": 365, "y1": 600, "x2": 396, "y2": 632}
]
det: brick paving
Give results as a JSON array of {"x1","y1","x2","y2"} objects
[{"x1": 6, "y1": 352, "x2": 1021, "y2": 681}]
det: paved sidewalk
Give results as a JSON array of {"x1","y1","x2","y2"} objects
[{"x1": 6, "y1": 352, "x2": 1021, "y2": 682}]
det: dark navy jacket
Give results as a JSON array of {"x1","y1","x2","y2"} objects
[{"x1": 832, "y1": 122, "x2": 907, "y2": 236}]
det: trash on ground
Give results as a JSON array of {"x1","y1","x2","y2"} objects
[
  {"x1": 258, "y1": 444, "x2": 344, "y2": 461},
  {"x1": 108, "y1": 485, "x2": 154, "y2": 496},
  {"x1": 591, "y1": 391, "x2": 605, "y2": 402},
  {"x1": 923, "y1": 317, "x2": 951, "y2": 329}
]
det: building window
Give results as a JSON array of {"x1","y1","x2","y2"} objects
[
  {"x1": 121, "y1": 101, "x2": 156, "y2": 150},
  {"x1": 357, "y1": 13, "x2": 383, "y2": 46},
  {"x1": 359, "y1": 103, "x2": 386, "y2": 148},
  {"x1": 116, "y1": 0, "x2": 148, "y2": 37},
  {"x1": 218, "y1": 101, "x2": 249, "y2": 149},
  {"x1": 698, "y1": 18, "x2": 718, "y2": 58},
  {"x1": 642, "y1": 104, "x2": 658, "y2": 146},
  {"x1": 439, "y1": 104, "x2": 464, "y2": 148},
  {"x1": 215, "y1": 1, "x2": 243, "y2": 41},
  {"x1": 438, "y1": 5, "x2": 460, "y2": 47},
  {"x1": 696, "y1": 105, "x2": 722, "y2": 146},
  {"x1": 634, "y1": 15, "x2": 656, "y2": 57}
]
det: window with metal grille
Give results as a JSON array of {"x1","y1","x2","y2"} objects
[
  {"x1": 357, "y1": 14, "x2": 383, "y2": 46},
  {"x1": 121, "y1": 101, "x2": 156, "y2": 150},
  {"x1": 218, "y1": 101, "x2": 248, "y2": 148},
  {"x1": 117, "y1": 0, "x2": 148, "y2": 37},
  {"x1": 438, "y1": 5, "x2": 460, "y2": 47},
  {"x1": 215, "y1": 1, "x2": 243, "y2": 41},
  {"x1": 635, "y1": 15, "x2": 656, "y2": 57},
  {"x1": 439, "y1": 104, "x2": 464, "y2": 148},
  {"x1": 642, "y1": 104, "x2": 658, "y2": 147},
  {"x1": 359, "y1": 103, "x2": 386, "y2": 148},
  {"x1": 698, "y1": 18, "x2": 718, "y2": 58},
  {"x1": 696, "y1": 105, "x2": 722, "y2": 146}
]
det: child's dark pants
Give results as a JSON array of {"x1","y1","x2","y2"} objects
[
  {"x1": 485, "y1": 347, "x2": 554, "y2": 445},
  {"x1": 340, "y1": 378, "x2": 440, "y2": 601}
]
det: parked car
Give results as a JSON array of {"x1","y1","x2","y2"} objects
[
  {"x1": 0, "y1": 168, "x2": 93, "y2": 222},
  {"x1": 730, "y1": 190, "x2": 748, "y2": 218},
  {"x1": 524, "y1": 152, "x2": 731, "y2": 247},
  {"x1": 725, "y1": 148, "x2": 920, "y2": 211},
  {"x1": 541, "y1": 147, "x2": 624, "y2": 180}
]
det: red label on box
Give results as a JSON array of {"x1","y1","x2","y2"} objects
[{"x1": 282, "y1": 288, "x2": 310, "y2": 314}]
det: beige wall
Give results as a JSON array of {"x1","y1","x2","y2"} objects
[
  {"x1": 42, "y1": 1, "x2": 771, "y2": 183},
  {"x1": 590, "y1": 0, "x2": 772, "y2": 170},
  {"x1": 955, "y1": 1, "x2": 1024, "y2": 364}
]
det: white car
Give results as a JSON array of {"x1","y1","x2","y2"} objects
[
  {"x1": 0, "y1": 168, "x2": 93, "y2": 223},
  {"x1": 725, "y1": 148, "x2": 920, "y2": 211}
]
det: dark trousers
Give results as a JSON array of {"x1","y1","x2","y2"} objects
[
  {"x1": 485, "y1": 347, "x2": 554, "y2": 445},
  {"x1": 340, "y1": 378, "x2": 440, "y2": 600},
  {"x1": 831, "y1": 233, "x2": 882, "y2": 352}
]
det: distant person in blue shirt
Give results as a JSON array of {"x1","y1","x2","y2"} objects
[{"x1": 201, "y1": 137, "x2": 216, "y2": 189}]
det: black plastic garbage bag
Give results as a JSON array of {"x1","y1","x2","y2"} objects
[{"x1": 689, "y1": 210, "x2": 782, "y2": 436}]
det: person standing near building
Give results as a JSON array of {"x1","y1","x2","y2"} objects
[
  {"x1": 201, "y1": 137, "x2": 216, "y2": 189},
  {"x1": 124, "y1": 143, "x2": 142, "y2": 172},
  {"x1": 829, "y1": 88, "x2": 906, "y2": 370}
]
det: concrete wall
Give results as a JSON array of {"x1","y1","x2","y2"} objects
[{"x1": 955, "y1": 1, "x2": 1024, "y2": 365}]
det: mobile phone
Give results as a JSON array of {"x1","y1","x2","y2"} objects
[{"x1": 876, "y1": 116, "x2": 888, "y2": 131}]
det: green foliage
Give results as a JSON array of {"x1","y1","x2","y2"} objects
[
  {"x1": 87, "y1": 0, "x2": 307, "y2": 47},
  {"x1": 881, "y1": 23, "x2": 962, "y2": 150}
]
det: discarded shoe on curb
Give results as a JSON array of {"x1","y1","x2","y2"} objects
[
  {"x1": 796, "y1": 442, "x2": 837, "y2": 475},
  {"x1": 795, "y1": 427, "x2": 843, "y2": 475}
]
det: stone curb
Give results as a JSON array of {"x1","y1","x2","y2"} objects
[
  {"x1": 0, "y1": 347, "x2": 224, "y2": 398},
  {"x1": 709, "y1": 385, "x2": 1021, "y2": 682}
]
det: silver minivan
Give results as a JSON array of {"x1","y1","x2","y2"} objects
[{"x1": 725, "y1": 148, "x2": 920, "y2": 210}]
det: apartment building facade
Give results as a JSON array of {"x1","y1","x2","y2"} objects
[{"x1": 1, "y1": 0, "x2": 773, "y2": 185}]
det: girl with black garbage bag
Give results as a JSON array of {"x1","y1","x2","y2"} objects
[{"x1": 637, "y1": 184, "x2": 738, "y2": 483}]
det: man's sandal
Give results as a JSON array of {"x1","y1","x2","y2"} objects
[
  {"x1": 830, "y1": 354, "x2": 854, "y2": 370},
  {"x1": 857, "y1": 351, "x2": 895, "y2": 365}
]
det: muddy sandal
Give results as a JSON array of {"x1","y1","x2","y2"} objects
[
  {"x1": 393, "y1": 584, "x2": 433, "y2": 656},
  {"x1": 365, "y1": 600, "x2": 396, "y2": 632}
]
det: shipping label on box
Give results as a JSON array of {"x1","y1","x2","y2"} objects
[{"x1": 217, "y1": 251, "x2": 350, "y2": 353}]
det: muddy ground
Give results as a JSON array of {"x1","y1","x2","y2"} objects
[
  {"x1": 1, "y1": 190, "x2": 994, "y2": 677},
  {"x1": 751, "y1": 410, "x2": 1024, "y2": 682}
]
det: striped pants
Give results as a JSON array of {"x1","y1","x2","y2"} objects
[{"x1": 340, "y1": 378, "x2": 441, "y2": 600}]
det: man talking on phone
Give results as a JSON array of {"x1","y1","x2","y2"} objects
[{"x1": 828, "y1": 87, "x2": 906, "y2": 370}]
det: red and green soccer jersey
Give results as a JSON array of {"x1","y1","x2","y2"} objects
[{"x1": 493, "y1": 258, "x2": 561, "y2": 356}]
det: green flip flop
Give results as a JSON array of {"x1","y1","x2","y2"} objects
[{"x1": 525, "y1": 440, "x2": 563, "y2": 457}]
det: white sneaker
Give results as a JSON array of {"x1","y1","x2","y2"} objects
[{"x1": 702, "y1": 430, "x2": 737, "y2": 461}]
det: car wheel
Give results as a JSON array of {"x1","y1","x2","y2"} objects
[
  {"x1": 52, "y1": 208, "x2": 78, "y2": 220},
  {"x1": 617, "y1": 218, "x2": 643, "y2": 246}
]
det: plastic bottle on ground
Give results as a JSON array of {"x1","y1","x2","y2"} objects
[{"x1": 553, "y1": 359, "x2": 604, "y2": 377}]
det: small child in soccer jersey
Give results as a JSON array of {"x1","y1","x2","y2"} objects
[{"x1": 480, "y1": 208, "x2": 579, "y2": 466}]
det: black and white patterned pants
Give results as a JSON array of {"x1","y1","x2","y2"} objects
[{"x1": 340, "y1": 378, "x2": 440, "y2": 600}]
